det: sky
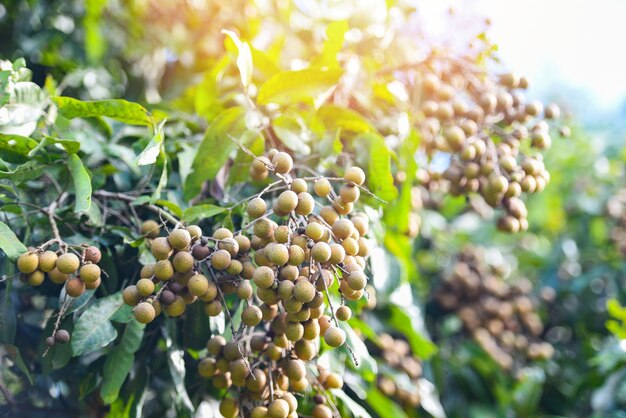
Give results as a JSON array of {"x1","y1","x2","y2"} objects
[{"x1": 418, "y1": 0, "x2": 626, "y2": 115}]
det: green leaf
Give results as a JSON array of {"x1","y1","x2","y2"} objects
[
  {"x1": 312, "y1": 20, "x2": 349, "y2": 68},
  {"x1": 150, "y1": 154, "x2": 168, "y2": 202},
  {"x1": 365, "y1": 388, "x2": 409, "y2": 418},
  {"x1": 3, "y1": 344, "x2": 33, "y2": 384},
  {"x1": 0, "y1": 161, "x2": 45, "y2": 183},
  {"x1": 272, "y1": 114, "x2": 311, "y2": 154},
  {"x1": 335, "y1": 389, "x2": 372, "y2": 418},
  {"x1": 67, "y1": 154, "x2": 92, "y2": 213},
  {"x1": 386, "y1": 305, "x2": 437, "y2": 360},
  {"x1": 155, "y1": 200, "x2": 183, "y2": 218},
  {"x1": 0, "y1": 221, "x2": 27, "y2": 262},
  {"x1": 222, "y1": 30, "x2": 253, "y2": 89},
  {"x1": 357, "y1": 133, "x2": 398, "y2": 202},
  {"x1": 183, "y1": 106, "x2": 246, "y2": 200},
  {"x1": 339, "y1": 320, "x2": 377, "y2": 380},
  {"x1": 318, "y1": 105, "x2": 375, "y2": 134},
  {"x1": 182, "y1": 204, "x2": 228, "y2": 223},
  {"x1": 101, "y1": 321, "x2": 146, "y2": 404},
  {"x1": 163, "y1": 321, "x2": 194, "y2": 415},
  {"x1": 135, "y1": 120, "x2": 165, "y2": 166},
  {"x1": 0, "y1": 133, "x2": 38, "y2": 163},
  {"x1": 0, "y1": 286, "x2": 16, "y2": 344},
  {"x1": 71, "y1": 292, "x2": 126, "y2": 356},
  {"x1": 53, "y1": 96, "x2": 153, "y2": 126},
  {"x1": 257, "y1": 69, "x2": 343, "y2": 106},
  {"x1": 28, "y1": 135, "x2": 81, "y2": 157}
]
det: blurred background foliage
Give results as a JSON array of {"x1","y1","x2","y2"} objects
[{"x1": 1, "y1": 1, "x2": 626, "y2": 417}]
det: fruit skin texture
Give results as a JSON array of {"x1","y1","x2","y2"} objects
[
  {"x1": 136, "y1": 278, "x2": 155, "y2": 296},
  {"x1": 312, "y1": 404, "x2": 333, "y2": 418},
  {"x1": 324, "y1": 326, "x2": 346, "y2": 347},
  {"x1": 168, "y1": 229, "x2": 192, "y2": 250},
  {"x1": 66, "y1": 278, "x2": 86, "y2": 297},
  {"x1": 247, "y1": 197, "x2": 267, "y2": 219},
  {"x1": 344, "y1": 166, "x2": 366, "y2": 185},
  {"x1": 211, "y1": 249, "x2": 232, "y2": 270},
  {"x1": 268, "y1": 399, "x2": 290, "y2": 418},
  {"x1": 83, "y1": 246, "x2": 102, "y2": 263},
  {"x1": 314, "y1": 178, "x2": 332, "y2": 197},
  {"x1": 56, "y1": 253, "x2": 81, "y2": 274},
  {"x1": 141, "y1": 220, "x2": 161, "y2": 238},
  {"x1": 272, "y1": 152, "x2": 293, "y2": 174},
  {"x1": 17, "y1": 252, "x2": 39, "y2": 274},
  {"x1": 134, "y1": 302, "x2": 156, "y2": 324},
  {"x1": 79, "y1": 263, "x2": 101, "y2": 283},
  {"x1": 253, "y1": 266, "x2": 275, "y2": 288},
  {"x1": 242, "y1": 305, "x2": 263, "y2": 326},
  {"x1": 28, "y1": 270, "x2": 45, "y2": 286},
  {"x1": 54, "y1": 329, "x2": 70, "y2": 344},
  {"x1": 38, "y1": 251, "x2": 58, "y2": 272}
]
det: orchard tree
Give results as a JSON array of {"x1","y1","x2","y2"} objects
[{"x1": 0, "y1": 2, "x2": 567, "y2": 417}]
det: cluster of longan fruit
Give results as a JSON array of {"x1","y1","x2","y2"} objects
[
  {"x1": 433, "y1": 246, "x2": 553, "y2": 369},
  {"x1": 123, "y1": 149, "x2": 375, "y2": 416},
  {"x1": 16, "y1": 245, "x2": 103, "y2": 296},
  {"x1": 369, "y1": 333, "x2": 422, "y2": 411},
  {"x1": 412, "y1": 64, "x2": 561, "y2": 232},
  {"x1": 607, "y1": 189, "x2": 626, "y2": 256}
]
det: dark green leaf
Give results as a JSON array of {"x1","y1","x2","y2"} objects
[
  {"x1": 0, "y1": 221, "x2": 27, "y2": 261},
  {"x1": 0, "y1": 161, "x2": 45, "y2": 183},
  {"x1": 0, "y1": 286, "x2": 16, "y2": 344},
  {"x1": 182, "y1": 204, "x2": 227, "y2": 223},
  {"x1": 3, "y1": 344, "x2": 33, "y2": 384},
  {"x1": 53, "y1": 96, "x2": 153, "y2": 126},
  {"x1": 0, "y1": 133, "x2": 38, "y2": 163},
  {"x1": 28, "y1": 135, "x2": 81, "y2": 157},
  {"x1": 67, "y1": 154, "x2": 92, "y2": 213},
  {"x1": 101, "y1": 321, "x2": 146, "y2": 404},
  {"x1": 71, "y1": 292, "x2": 126, "y2": 356}
]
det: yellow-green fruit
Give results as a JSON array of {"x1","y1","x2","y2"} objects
[
  {"x1": 347, "y1": 270, "x2": 367, "y2": 290},
  {"x1": 172, "y1": 251, "x2": 194, "y2": 273},
  {"x1": 336, "y1": 305, "x2": 352, "y2": 321},
  {"x1": 211, "y1": 249, "x2": 231, "y2": 270},
  {"x1": 242, "y1": 305, "x2": 263, "y2": 326},
  {"x1": 295, "y1": 192, "x2": 315, "y2": 216},
  {"x1": 278, "y1": 280, "x2": 295, "y2": 299},
  {"x1": 313, "y1": 178, "x2": 332, "y2": 197},
  {"x1": 136, "y1": 278, "x2": 155, "y2": 296},
  {"x1": 85, "y1": 277, "x2": 101, "y2": 290},
  {"x1": 199, "y1": 280, "x2": 218, "y2": 302},
  {"x1": 247, "y1": 197, "x2": 267, "y2": 219},
  {"x1": 325, "y1": 373, "x2": 343, "y2": 389},
  {"x1": 342, "y1": 237, "x2": 359, "y2": 256},
  {"x1": 188, "y1": 274, "x2": 209, "y2": 296},
  {"x1": 328, "y1": 243, "x2": 346, "y2": 265},
  {"x1": 294, "y1": 339, "x2": 317, "y2": 360},
  {"x1": 267, "y1": 243, "x2": 289, "y2": 266},
  {"x1": 246, "y1": 369, "x2": 267, "y2": 392},
  {"x1": 285, "y1": 322, "x2": 304, "y2": 341},
  {"x1": 206, "y1": 335, "x2": 226, "y2": 356},
  {"x1": 443, "y1": 125, "x2": 466, "y2": 151},
  {"x1": 168, "y1": 229, "x2": 191, "y2": 250},
  {"x1": 274, "y1": 190, "x2": 298, "y2": 216},
  {"x1": 267, "y1": 399, "x2": 290, "y2": 418},
  {"x1": 272, "y1": 152, "x2": 293, "y2": 174},
  {"x1": 197, "y1": 357, "x2": 216, "y2": 378},
  {"x1": 344, "y1": 167, "x2": 366, "y2": 185},
  {"x1": 291, "y1": 178, "x2": 308, "y2": 193},
  {"x1": 273, "y1": 225, "x2": 290, "y2": 243},
  {"x1": 251, "y1": 406, "x2": 269, "y2": 418},
  {"x1": 312, "y1": 404, "x2": 333, "y2": 418},
  {"x1": 79, "y1": 263, "x2": 101, "y2": 283},
  {"x1": 290, "y1": 378, "x2": 309, "y2": 392},
  {"x1": 204, "y1": 299, "x2": 222, "y2": 316},
  {"x1": 164, "y1": 296, "x2": 186, "y2": 317},
  {"x1": 234, "y1": 235, "x2": 251, "y2": 253},
  {"x1": 294, "y1": 278, "x2": 316, "y2": 303},
  {"x1": 281, "y1": 393, "x2": 298, "y2": 413},
  {"x1": 324, "y1": 326, "x2": 346, "y2": 347},
  {"x1": 218, "y1": 238, "x2": 240, "y2": 257},
  {"x1": 56, "y1": 253, "x2": 80, "y2": 274},
  {"x1": 213, "y1": 227, "x2": 233, "y2": 240},
  {"x1": 339, "y1": 184, "x2": 360, "y2": 203},
  {"x1": 38, "y1": 251, "x2": 58, "y2": 272},
  {"x1": 186, "y1": 225, "x2": 202, "y2": 240},
  {"x1": 219, "y1": 398, "x2": 239, "y2": 418},
  {"x1": 333, "y1": 197, "x2": 353, "y2": 215},
  {"x1": 154, "y1": 260, "x2": 174, "y2": 281},
  {"x1": 141, "y1": 220, "x2": 161, "y2": 238},
  {"x1": 332, "y1": 219, "x2": 353, "y2": 240},
  {"x1": 305, "y1": 222, "x2": 324, "y2": 241},
  {"x1": 134, "y1": 302, "x2": 156, "y2": 324},
  {"x1": 236, "y1": 281, "x2": 253, "y2": 299},
  {"x1": 66, "y1": 278, "x2": 85, "y2": 297},
  {"x1": 311, "y1": 242, "x2": 331, "y2": 263},
  {"x1": 28, "y1": 270, "x2": 45, "y2": 286},
  {"x1": 140, "y1": 264, "x2": 155, "y2": 278},
  {"x1": 151, "y1": 237, "x2": 172, "y2": 260},
  {"x1": 253, "y1": 266, "x2": 275, "y2": 288},
  {"x1": 288, "y1": 245, "x2": 305, "y2": 266},
  {"x1": 122, "y1": 285, "x2": 141, "y2": 306},
  {"x1": 303, "y1": 319, "x2": 321, "y2": 340},
  {"x1": 357, "y1": 237, "x2": 370, "y2": 256},
  {"x1": 253, "y1": 218, "x2": 274, "y2": 239},
  {"x1": 225, "y1": 259, "x2": 243, "y2": 276}
]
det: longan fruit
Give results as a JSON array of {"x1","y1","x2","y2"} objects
[
  {"x1": 251, "y1": 406, "x2": 269, "y2": 418},
  {"x1": 253, "y1": 218, "x2": 274, "y2": 239},
  {"x1": 294, "y1": 339, "x2": 317, "y2": 360},
  {"x1": 335, "y1": 306, "x2": 352, "y2": 321},
  {"x1": 274, "y1": 191, "x2": 298, "y2": 216},
  {"x1": 188, "y1": 274, "x2": 209, "y2": 296},
  {"x1": 198, "y1": 357, "x2": 216, "y2": 378},
  {"x1": 303, "y1": 319, "x2": 321, "y2": 340},
  {"x1": 38, "y1": 251, "x2": 58, "y2": 272},
  {"x1": 294, "y1": 278, "x2": 316, "y2": 303},
  {"x1": 324, "y1": 326, "x2": 346, "y2": 347},
  {"x1": 332, "y1": 219, "x2": 353, "y2": 240},
  {"x1": 344, "y1": 167, "x2": 366, "y2": 185},
  {"x1": 54, "y1": 329, "x2": 70, "y2": 344},
  {"x1": 211, "y1": 249, "x2": 231, "y2": 270},
  {"x1": 234, "y1": 234, "x2": 251, "y2": 253},
  {"x1": 288, "y1": 245, "x2": 305, "y2": 266},
  {"x1": 141, "y1": 220, "x2": 161, "y2": 238},
  {"x1": 357, "y1": 237, "x2": 370, "y2": 256},
  {"x1": 172, "y1": 251, "x2": 194, "y2": 273},
  {"x1": 56, "y1": 253, "x2": 80, "y2": 274},
  {"x1": 283, "y1": 297, "x2": 303, "y2": 313},
  {"x1": 272, "y1": 225, "x2": 289, "y2": 244},
  {"x1": 305, "y1": 222, "x2": 324, "y2": 241},
  {"x1": 295, "y1": 192, "x2": 315, "y2": 216},
  {"x1": 212, "y1": 228, "x2": 232, "y2": 241},
  {"x1": 236, "y1": 281, "x2": 253, "y2": 299},
  {"x1": 123, "y1": 285, "x2": 142, "y2": 306},
  {"x1": 285, "y1": 322, "x2": 305, "y2": 341},
  {"x1": 83, "y1": 246, "x2": 102, "y2": 264},
  {"x1": 168, "y1": 229, "x2": 191, "y2": 250},
  {"x1": 320, "y1": 206, "x2": 339, "y2": 225},
  {"x1": 27, "y1": 270, "x2": 45, "y2": 286},
  {"x1": 218, "y1": 238, "x2": 240, "y2": 257},
  {"x1": 191, "y1": 243, "x2": 211, "y2": 260},
  {"x1": 136, "y1": 278, "x2": 155, "y2": 296},
  {"x1": 252, "y1": 156, "x2": 271, "y2": 173},
  {"x1": 278, "y1": 280, "x2": 295, "y2": 299},
  {"x1": 290, "y1": 377, "x2": 309, "y2": 392},
  {"x1": 225, "y1": 259, "x2": 243, "y2": 276},
  {"x1": 281, "y1": 393, "x2": 298, "y2": 413},
  {"x1": 339, "y1": 184, "x2": 360, "y2": 203},
  {"x1": 246, "y1": 369, "x2": 267, "y2": 392},
  {"x1": 332, "y1": 197, "x2": 353, "y2": 215},
  {"x1": 291, "y1": 178, "x2": 308, "y2": 193},
  {"x1": 328, "y1": 243, "x2": 346, "y2": 265},
  {"x1": 186, "y1": 225, "x2": 202, "y2": 241},
  {"x1": 66, "y1": 278, "x2": 85, "y2": 297},
  {"x1": 151, "y1": 237, "x2": 173, "y2": 260},
  {"x1": 265, "y1": 243, "x2": 288, "y2": 266},
  {"x1": 79, "y1": 263, "x2": 101, "y2": 283},
  {"x1": 242, "y1": 305, "x2": 263, "y2": 326},
  {"x1": 444, "y1": 126, "x2": 466, "y2": 151},
  {"x1": 312, "y1": 404, "x2": 333, "y2": 418},
  {"x1": 272, "y1": 152, "x2": 293, "y2": 174},
  {"x1": 267, "y1": 399, "x2": 290, "y2": 418},
  {"x1": 311, "y1": 242, "x2": 331, "y2": 263},
  {"x1": 313, "y1": 178, "x2": 332, "y2": 197},
  {"x1": 319, "y1": 315, "x2": 332, "y2": 335},
  {"x1": 253, "y1": 266, "x2": 275, "y2": 288},
  {"x1": 219, "y1": 398, "x2": 239, "y2": 418},
  {"x1": 134, "y1": 302, "x2": 156, "y2": 324},
  {"x1": 164, "y1": 296, "x2": 186, "y2": 317},
  {"x1": 154, "y1": 260, "x2": 174, "y2": 281}
]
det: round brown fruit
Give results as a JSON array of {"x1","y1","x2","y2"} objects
[{"x1": 134, "y1": 301, "x2": 156, "y2": 324}]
